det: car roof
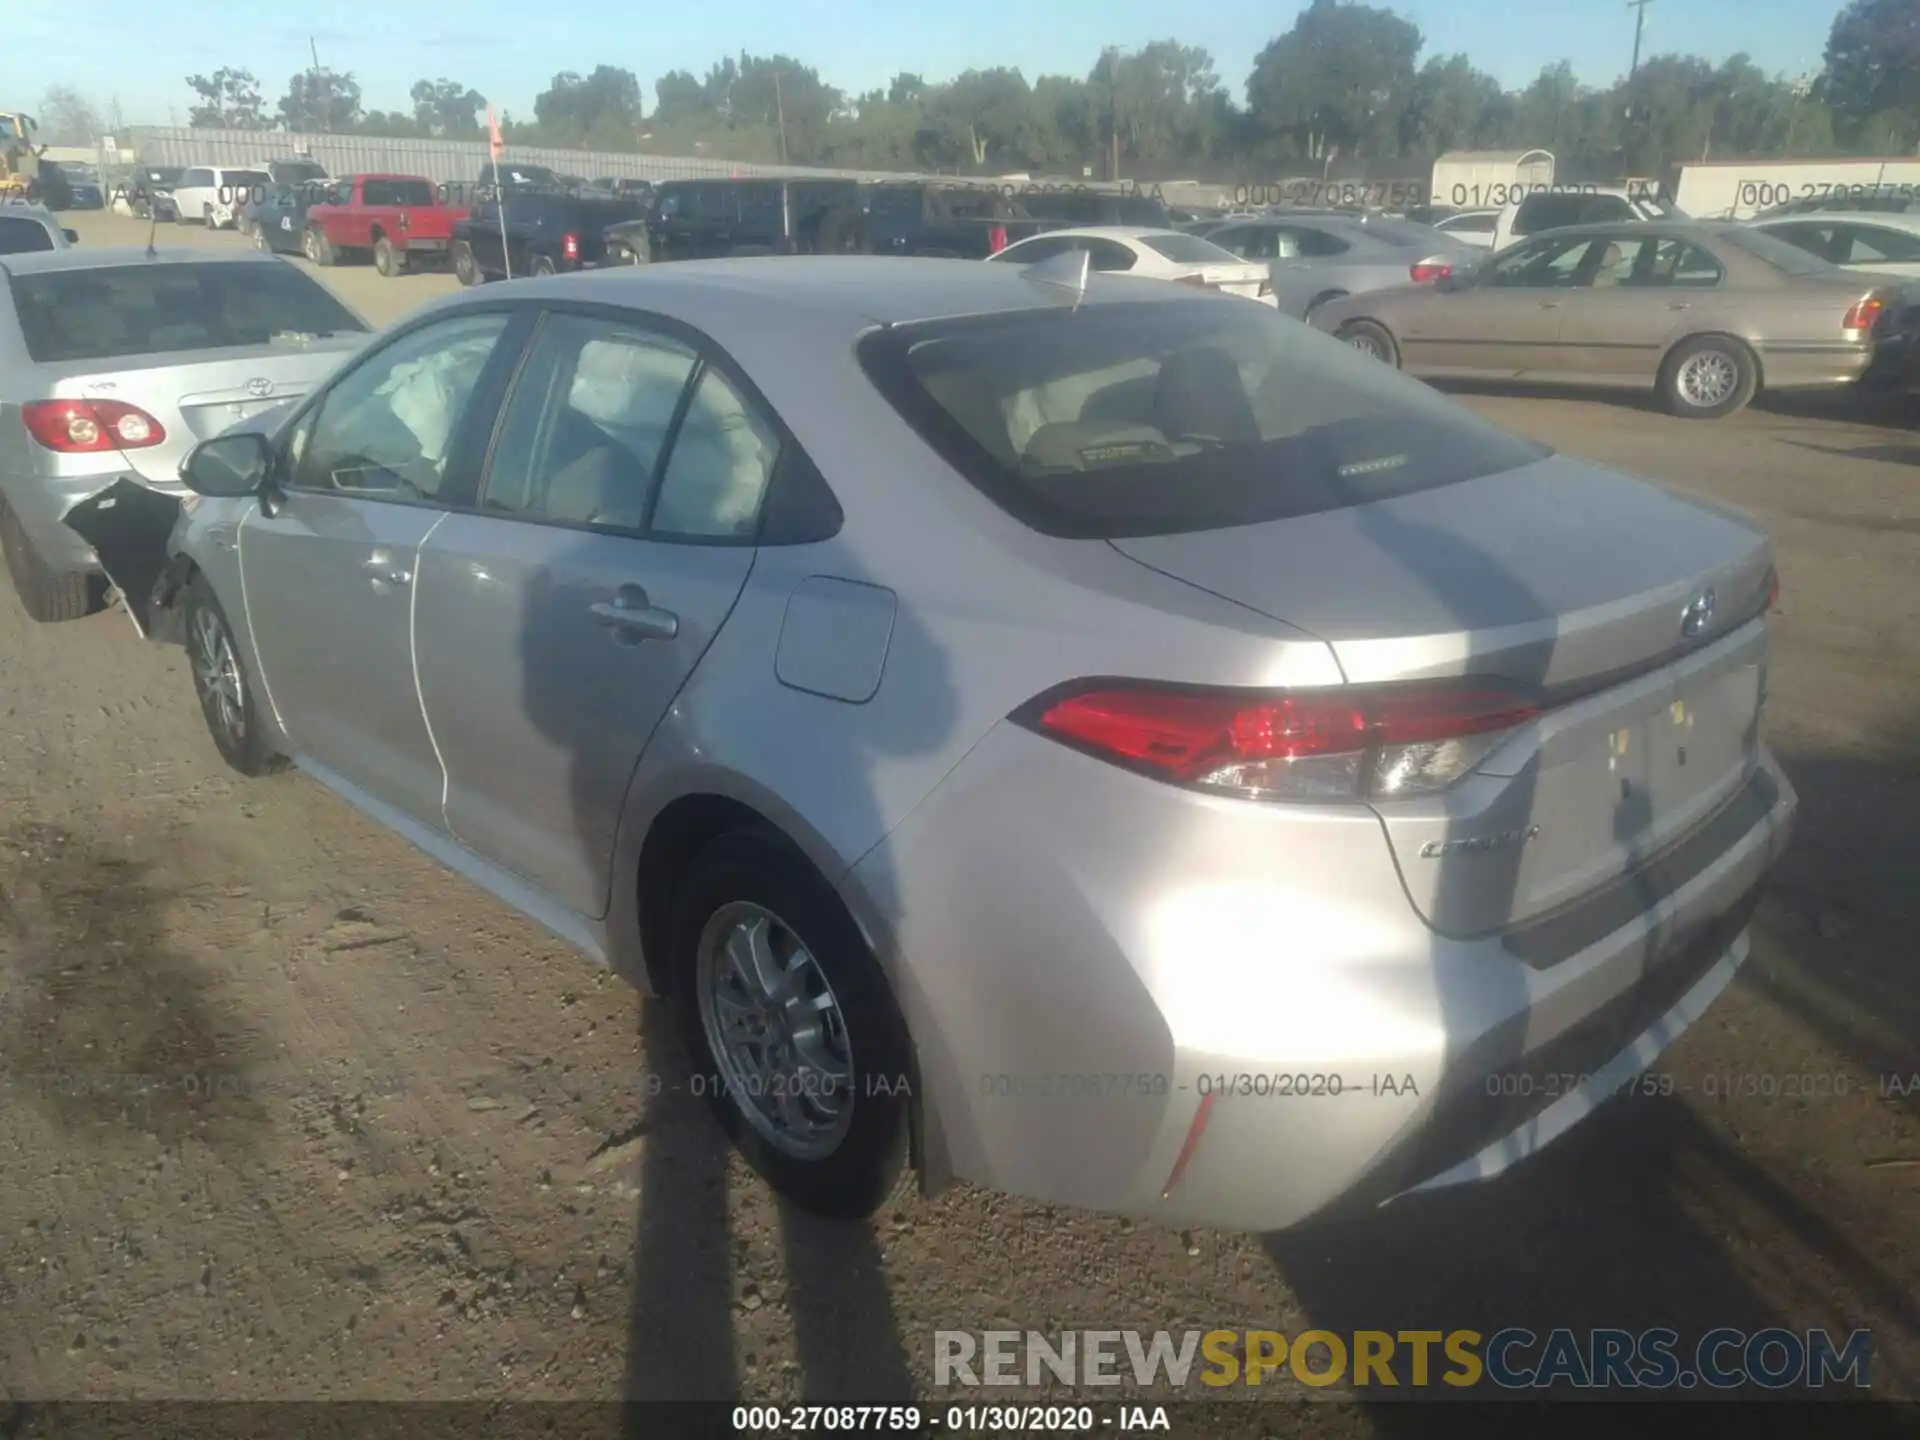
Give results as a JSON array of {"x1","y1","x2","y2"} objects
[
  {"x1": 503, "y1": 255, "x2": 1189, "y2": 327},
  {"x1": 0, "y1": 202, "x2": 59, "y2": 223},
  {"x1": 1008, "y1": 226, "x2": 1187, "y2": 243},
  {"x1": 1750, "y1": 209, "x2": 1920, "y2": 230},
  {"x1": 0, "y1": 246, "x2": 284, "y2": 276}
]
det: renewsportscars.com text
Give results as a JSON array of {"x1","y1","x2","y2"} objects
[{"x1": 935, "y1": 1327, "x2": 1871, "y2": 1390}]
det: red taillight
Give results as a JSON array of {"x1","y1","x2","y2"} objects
[
  {"x1": 562, "y1": 232, "x2": 580, "y2": 261},
  {"x1": 1025, "y1": 682, "x2": 1542, "y2": 802},
  {"x1": 21, "y1": 399, "x2": 167, "y2": 453},
  {"x1": 1410, "y1": 261, "x2": 1453, "y2": 284},
  {"x1": 988, "y1": 225, "x2": 1009, "y2": 254},
  {"x1": 1842, "y1": 297, "x2": 1884, "y2": 332}
]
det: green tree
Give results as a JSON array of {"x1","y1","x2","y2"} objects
[
  {"x1": 185, "y1": 67, "x2": 267, "y2": 129},
  {"x1": 533, "y1": 66, "x2": 645, "y2": 143},
  {"x1": 1247, "y1": 0, "x2": 1423, "y2": 158},
  {"x1": 409, "y1": 79, "x2": 485, "y2": 138},
  {"x1": 1821, "y1": 0, "x2": 1920, "y2": 149},
  {"x1": 1402, "y1": 55, "x2": 1505, "y2": 154},
  {"x1": 276, "y1": 68, "x2": 362, "y2": 132}
]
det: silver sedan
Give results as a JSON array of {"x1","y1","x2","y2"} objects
[
  {"x1": 110, "y1": 256, "x2": 1795, "y2": 1232},
  {"x1": 1193, "y1": 212, "x2": 1479, "y2": 319}
]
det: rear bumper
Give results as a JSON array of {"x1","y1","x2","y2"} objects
[
  {"x1": 852, "y1": 724, "x2": 1796, "y2": 1234},
  {"x1": 1757, "y1": 341, "x2": 1875, "y2": 390}
]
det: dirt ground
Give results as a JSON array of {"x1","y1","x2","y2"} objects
[{"x1": 0, "y1": 211, "x2": 1915, "y2": 1421}]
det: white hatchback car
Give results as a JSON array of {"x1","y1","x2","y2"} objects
[{"x1": 988, "y1": 226, "x2": 1276, "y2": 305}]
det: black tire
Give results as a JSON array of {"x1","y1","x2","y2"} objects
[
  {"x1": 1660, "y1": 334, "x2": 1758, "y2": 419},
  {"x1": 304, "y1": 226, "x2": 336, "y2": 267},
  {"x1": 373, "y1": 235, "x2": 406, "y2": 277},
  {"x1": 0, "y1": 498, "x2": 96, "y2": 623},
  {"x1": 452, "y1": 240, "x2": 485, "y2": 286},
  {"x1": 671, "y1": 828, "x2": 913, "y2": 1220},
  {"x1": 182, "y1": 572, "x2": 286, "y2": 778},
  {"x1": 814, "y1": 206, "x2": 870, "y2": 255},
  {"x1": 1304, "y1": 289, "x2": 1348, "y2": 319},
  {"x1": 1336, "y1": 319, "x2": 1400, "y2": 367},
  {"x1": 529, "y1": 253, "x2": 557, "y2": 278}
]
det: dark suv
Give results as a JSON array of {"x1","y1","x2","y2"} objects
[{"x1": 630, "y1": 177, "x2": 865, "y2": 262}]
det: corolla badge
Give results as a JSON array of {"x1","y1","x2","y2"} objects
[
  {"x1": 1680, "y1": 585, "x2": 1716, "y2": 638},
  {"x1": 1419, "y1": 824, "x2": 1539, "y2": 859},
  {"x1": 246, "y1": 377, "x2": 275, "y2": 398}
]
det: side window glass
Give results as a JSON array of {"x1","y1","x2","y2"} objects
[
  {"x1": 1087, "y1": 240, "x2": 1135, "y2": 272},
  {"x1": 294, "y1": 311, "x2": 511, "y2": 502},
  {"x1": 650, "y1": 366, "x2": 782, "y2": 541},
  {"x1": 482, "y1": 314, "x2": 700, "y2": 530}
]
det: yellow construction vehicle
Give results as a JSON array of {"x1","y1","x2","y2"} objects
[{"x1": 1, "y1": 111, "x2": 46, "y2": 200}]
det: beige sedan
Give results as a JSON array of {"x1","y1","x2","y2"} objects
[{"x1": 1310, "y1": 220, "x2": 1897, "y2": 418}]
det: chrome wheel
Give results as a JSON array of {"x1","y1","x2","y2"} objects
[
  {"x1": 695, "y1": 901, "x2": 854, "y2": 1161},
  {"x1": 302, "y1": 228, "x2": 320, "y2": 262},
  {"x1": 1677, "y1": 349, "x2": 1738, "y2": 408},
  {"x1": 252, "y1": 223, "x2": 270, "y2": 252},
  {"x1": 191, "y1": 604, "x2": 246, "y2": 750},
  {"x1": 1346, "y1": 331, "x2": 1387, "y2": 361}
]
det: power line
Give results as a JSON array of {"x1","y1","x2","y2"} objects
[{"x1": 1626, "y1": 0, "x2": 1656, "y2": 82}]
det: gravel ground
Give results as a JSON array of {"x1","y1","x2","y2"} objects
[{"x1": 0, "y1": 211, "x2": 1914, "y2": 1421}]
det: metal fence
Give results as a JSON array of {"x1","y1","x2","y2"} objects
[{"x1": 125, "y1": 125, "x2": 976, "y2": 188}]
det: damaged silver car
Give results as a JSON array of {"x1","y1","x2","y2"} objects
[{"x1": 0, "y1": 245, "x2": 369, "y2": 625}]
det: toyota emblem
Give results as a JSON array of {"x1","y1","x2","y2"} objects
[
  {"x1": 1680, "y1": 585, "x2": 1716, "y2": 638},
  {"x1": 246, "y1": 378, "x2": 275, "y2": 398}
]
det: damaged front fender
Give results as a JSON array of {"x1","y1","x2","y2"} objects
[{"x1": 61, "y1": 478, "x2": 189, "y2": 644}]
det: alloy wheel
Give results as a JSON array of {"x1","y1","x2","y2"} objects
[
  {"x1": 695, "y1": 901, "x2": 855, "y2": 1161},
  {"x1": 1677, "y1": 350, "x2": 1738, "y2": 409},
  {"x1": 191, "y1": 605, "x2": 247, "y2": 752}
]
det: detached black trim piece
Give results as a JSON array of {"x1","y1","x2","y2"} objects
[{"x1": 1502, "y1": 765, "x2": 1779, "y2": 967}]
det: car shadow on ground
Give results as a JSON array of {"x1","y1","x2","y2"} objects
[{"x1": 1779, "y1": 438, "x2": 1920, "y2": 469}]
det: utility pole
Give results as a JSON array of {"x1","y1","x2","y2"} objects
[
  {"x1": 1626, "y1": 0, "x2": 1654, "y2": 82},
  {"x1": 773, "y1": 69, "x2": 788, "y2": 166},
  {"x1": 311, "y1": 36, "x2": 328, "y2": 133},
  {"x1": 1105, "y1": 47, "x2": 1128, "y2": 185}
]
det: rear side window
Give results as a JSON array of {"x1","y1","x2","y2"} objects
[
  {"x1": 858, "y1": 299, "x2": 1547, "y2": 539},
  {"x1": 1513, "y1": 194, "x2": 1587, "y2": 235},
  {"x1": 8, "y1": 262, "x2": 369, "y2": 363},
  {"x1": 0, "y1": 215, "x2": 55, "y2": 254},
  {"x1": 1715, "y1": 226, "x2": 1843, "y2": 278},
  {"x1": 1141, "y1": 233, "x2": 1244, "y2": 266}
]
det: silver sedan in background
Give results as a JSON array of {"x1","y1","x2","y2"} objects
[
  {"x1": 1191, "y1": 212, "x2": 1479, "y2": 320},
  {"x1": 0, "y1": 247, "x2": 370, "y2": 622},
  {"x1": 1311, "y1": 220, "x2": 1899, "y2": 418},
  {"x1": 122, "y1": 256, "x2": 1793, "y2": 1233}
]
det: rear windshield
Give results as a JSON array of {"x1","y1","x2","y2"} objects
[
  {"x1": 0, "y1": 215, "x2": 56, "y2": 254},
  {"x1": 1714, "y1": 227, "x2": 1844, "y2": 278},
  {"x1": 363, "y1": 178, "x2": 436, "y2": 206},
  {"x1": 8, "y1": 261, "x2": 369, "y2": 363},
  {"x1": 1141, "y1": 232, "x2": 1244, "y2": 266},
  {"x1": 859, "y1": 298, "x2": 1547, "y2": 539},
  {"x1": 222, "y1": 170, "x2": 271, "y2": 189},
  {"x1": 1357, "y1": 216, "x2": 1451, "y2": 248}
]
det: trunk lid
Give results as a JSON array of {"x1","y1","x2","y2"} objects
[
  {"x1": 1110, "y1": 455, "x2": 1774, "y2": 936},
  {"x1": 48, "y1": 337, "x2": 363, "y2": 487}
]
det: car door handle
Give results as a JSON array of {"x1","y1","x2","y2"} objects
[
  {"x1": 1667, "y1": 302, "x2": 1691, "y2": 310},
  {"x1": 361, "y1": 554, "x2": 411, "y2": 587},
  {"x1": 1538, "y1": 301, "x2": 1562, "y2": 309},
  {"x1": 590, "y1": 587, "x2": 678, "y2": 642}
]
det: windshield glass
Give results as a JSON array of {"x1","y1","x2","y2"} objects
[
  {"x1": 1141, "y1": 232, "x2": 1246, "y2": 266},
  {"x1": 1716, "y1": 226, "x2": 1844, "y2": 278},
  {"x1": 9, "y1": 261, "x2": 370, "y2": 363},
  {"x1": 859, "y1": 298, "x2": 1548, "y2": 539}
]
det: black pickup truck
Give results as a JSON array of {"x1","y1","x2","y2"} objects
[
  {"x1": 817, "y1": 183, "x2": 1059, "y2": 259},
  {"x1": 451, "y1": 170, "x2": 650, "y2": 282}
]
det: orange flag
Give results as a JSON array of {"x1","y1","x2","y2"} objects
[{"x1": 487, "y1": 104, "x2": 503, "y2": 161}]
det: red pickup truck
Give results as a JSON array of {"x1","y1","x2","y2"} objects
[{"x1": 302, "y1": 173, "x2": 470, "y2": 276}]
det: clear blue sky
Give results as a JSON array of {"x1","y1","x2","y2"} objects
[{"x1": 9, "y1": 0, "x2": 1841, "y2": 129}]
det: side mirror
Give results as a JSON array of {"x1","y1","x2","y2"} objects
[
  {"x1": 181, "y1": 431, "x2": 272, "y2": 497},
  {"x1": 62, "y1": 229, "x2": 77, "y2": 244}
]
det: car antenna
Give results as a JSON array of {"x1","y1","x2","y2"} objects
[{"x1": 1020, "y1": 247, "x2": 1090, "y2": 310}]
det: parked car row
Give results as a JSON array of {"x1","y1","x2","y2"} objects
[{"x1": 0, "y1": 237, "x2": 1797, "y2": 1236}]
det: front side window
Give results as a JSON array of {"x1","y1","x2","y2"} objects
[
  {"x1": 0, "y1": 215, "x2": 55, "y2": 254},
  {"x1": 860, "y1": 297, "x2": 1547, "y2": 540},
  {"x1": 1082, "y1": 239, "x2": 1137, "y2": 273},
  {"x1": 1488, "y1": 236, "x2": 1600, "y2": 288},
  {"x1": 481, "y1": 314, "x2": 700, "y2": 530},
  {"x1": 294, "y1": 311, "x2": 511, "y2": 502}
]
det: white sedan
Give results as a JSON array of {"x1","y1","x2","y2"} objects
[
  {"x1": 988, "y1": 226, "x2": 1276, "y2": 305},
  {"x1": 1747, "y1": 210, "x2": 1920, "y2": 281}
]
